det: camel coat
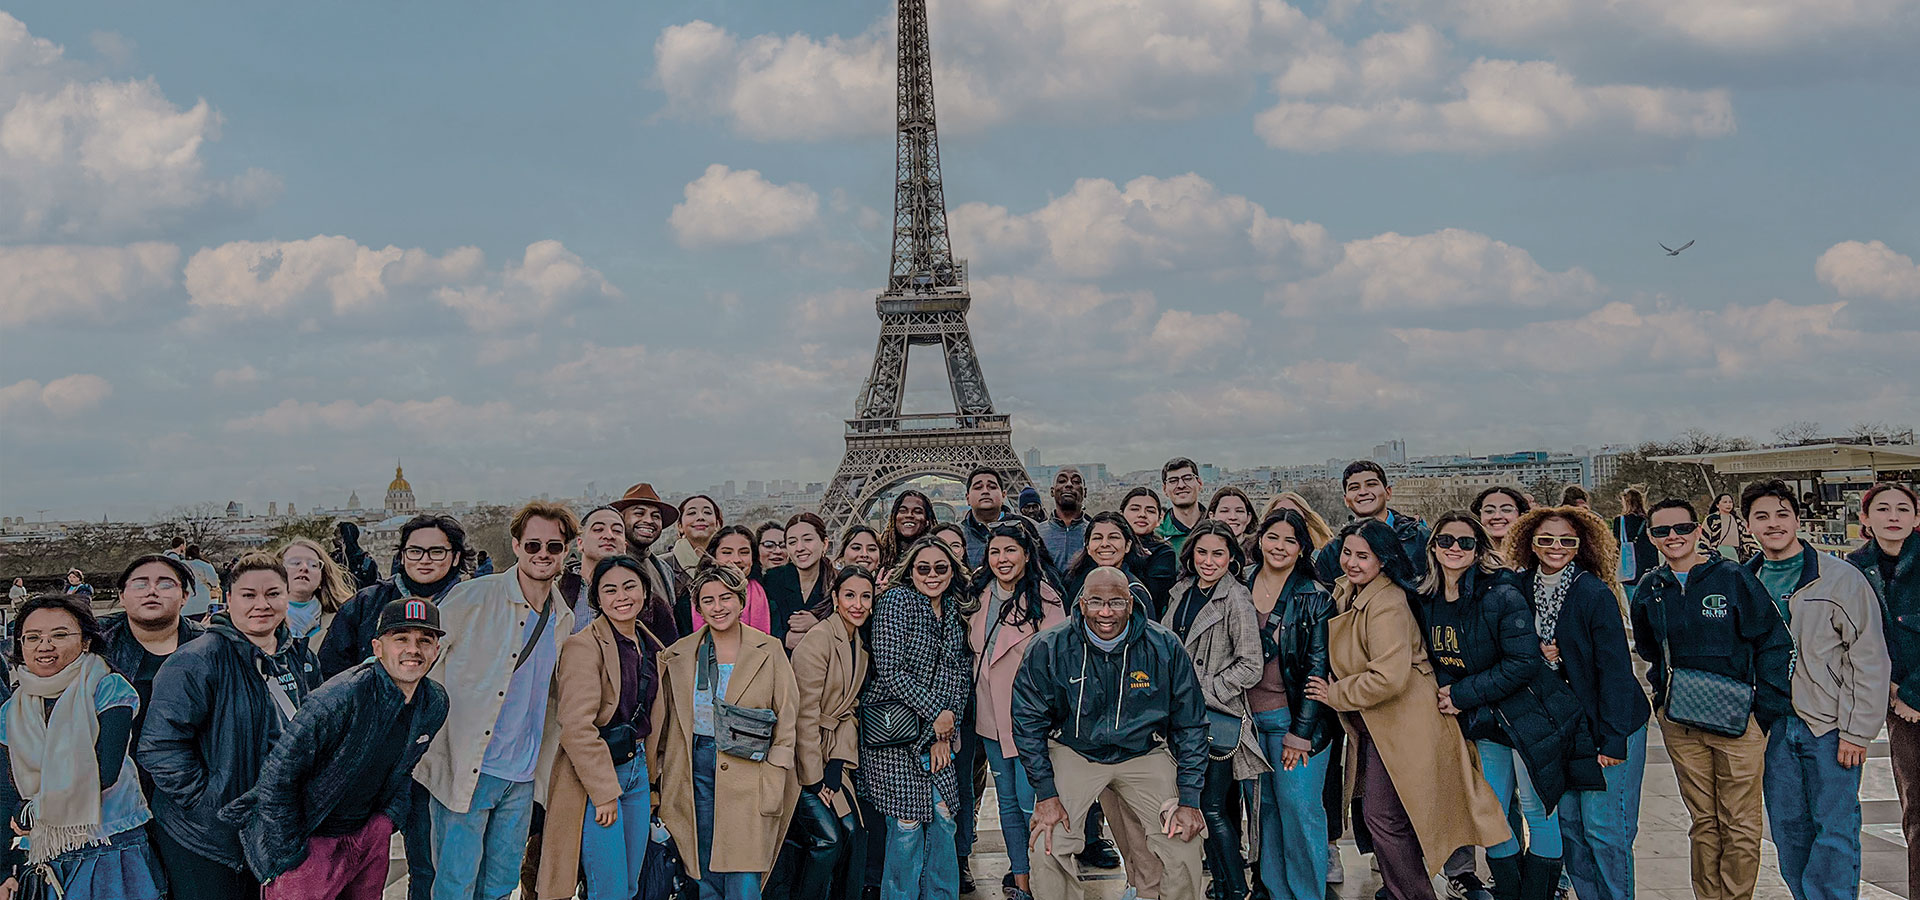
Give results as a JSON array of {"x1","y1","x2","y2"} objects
[
  {"x1": 791, "y1": 614, "x2": 868, "y2": 818},
  {"x1": 1324, "y1": 576, "x2": 1508, "y2": 875},
  {"x1": 536, "y1": 617, "x2": 646, "y2": 899},
  {"x1": 649, "y1": 624, "x2": 801, "y2": 880}
]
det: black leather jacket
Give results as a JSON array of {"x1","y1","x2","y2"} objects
[{"x1": 1246, "y1": 570, "x2": 1338, "y2": 754}]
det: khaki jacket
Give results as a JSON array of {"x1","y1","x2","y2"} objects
[
  {"x1": 537, "y1": 617, "x2": 640, "y2": 899},
  {"x1": 414, "y1": 567, "x2": 574, "y2": 814},
  {"x1": 1325, "y1": 577, "x2": 1508, "y2": 874},
  {"x1": 649, "y1": 625, "x2": 800, "y2": 880},
  {"x1": 791, "y1": 614, "x2": 867, "y2": 817}
]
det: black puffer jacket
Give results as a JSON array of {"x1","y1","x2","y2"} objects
[
  {"x1": 1312, "y1": 508, "x2": 1430, "y2": 584},
  {"x1": 1011, "y1": 602, "x2": 1208, "y2": 807},
  {"x1": 1245, "y1": 569, "x2": 1339, "y2": 754},
  {"x1": 221, "y1": 661, "x2": 448, "y2": 881},
  {"x1": 1127, "y1": 540, "x2": 1179, "y2": 619},
  {"x1": 1851, "y1": 536, "x2": 1920, "y2": 709},
  {"x1": 138, "y1": 618, "x2": 320, "y2": 869},
  {"x1": 1420, "y1": 568, "x2": 1603, "y2": 808},
  {"x1": 318, "y1": 574, "x2": 460, "y2": 680}
]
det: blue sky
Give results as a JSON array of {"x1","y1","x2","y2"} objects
[{"x1": 2, "y1": 0, "x2": 1917, "y2": 521}]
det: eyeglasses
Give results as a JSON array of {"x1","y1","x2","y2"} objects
[
  {"x1": 913, "y1": 562, "x2": 952, "y2": 577},
  {"x1": 1164, "y1": 474, "x2": 1200, "y2": 486},
  {"x1": 521, "y1": 540, "x2": 567, "y2": 556},
  {"x1": 1648, "y1": 522, "x2": 1700, "y2": 538},
  {"x1": 1532, "y1": 535, "x2": 1582, "y2": 549},
  {"x1": 1432, "y1": 534, "x2": 1479, "y2": 551},
  {"x1": 1083, "y1": 598, "x2": 1131, "y2": 612},
  {"x1": 21, "y1": 630, "x2": 81, "y2": 645},
  {"x1": 125, "y1": 577, "x2": 182, "y2": 594},
  {"x1": 759, "y1": 540, "x2": 784, "y2": 549},
  {"x1": 285, "y1": 557, "x2": 320, "y2": 571},
  {"x1": 404, "y1": 546, "x2": 454, "y2": 561}
]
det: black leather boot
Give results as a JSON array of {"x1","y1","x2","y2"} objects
[
  {"x1": 1486, "y1": 854, "x2": 1523, "y2": 900},
  {"x1": 1519, "y1": 854, "x2": 1564, "y2": 900}
]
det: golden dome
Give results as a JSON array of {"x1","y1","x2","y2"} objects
[{"x1": 388, "y1": 464, "x2": 412, "y2": 492}]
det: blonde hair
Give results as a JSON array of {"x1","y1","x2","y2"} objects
[
  {"x1": 1264, "y1": 491, "x2": 1334, "y2": 550},
  {"x1": 278, "y1": 537, "x2": 355, "y2": 614}
]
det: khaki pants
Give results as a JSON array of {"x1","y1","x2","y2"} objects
[
  {"x1": 1661, "y1": 713, "x2": 1767, "y2": 900},
  {"x1": 1029, "y1": 745, "x2": 1206, "y2": 900},
  {"x1": 1100, "y1": 787, "x2": 1164, "y2": 896}
]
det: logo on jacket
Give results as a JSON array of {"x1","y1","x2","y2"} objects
[
  {"x1": 1129, "y1": 671, "x2": 1151, "y2": 690},
  {"x1": 1701, "y1": 594, "x2": 1729, "y2": 618}
]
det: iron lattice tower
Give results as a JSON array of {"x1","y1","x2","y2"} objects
[{"x1": 820, "y1": 0, "x2": 1029, "y2": 533}]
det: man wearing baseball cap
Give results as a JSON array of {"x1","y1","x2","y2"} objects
[{"x1": 221, "y1": 598, "x2": 451, "y2": 900}]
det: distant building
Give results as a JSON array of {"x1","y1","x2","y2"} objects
[
  {"x1": 1371, "y1": 439, "x2": 1408, "y2": 466},
  {"x1": 385, "y1": 464, "x2": 418, "y2": 515},
  {"x1": 267, "y1": 502, "x2": 278, "y2": 517},
  {"x1": 1393, "y1": 450, "x2": 1592, "y2": 490},
  {"x1": 347, "y1": 490, "x2": 362, "y2": 510},
  {"x1": 1025, "y1": 447, "x2": 1042, "y2": 469}
]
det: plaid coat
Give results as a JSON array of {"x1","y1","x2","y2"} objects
[{"x1": 856, "y1": 586, "x2": 972, "y2": 821}]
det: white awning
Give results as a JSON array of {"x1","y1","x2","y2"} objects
[{"x1": 1649, "y1": 443, "x2": 1920, "y2": 475}]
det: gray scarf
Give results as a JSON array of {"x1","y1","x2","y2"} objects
[{"x1": 1533, "y1": 568, "x2": 1573, "y2": 669}]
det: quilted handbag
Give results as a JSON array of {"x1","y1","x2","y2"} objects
[
  {"x1": 858, "y1": 698, "x2": 924, "y2": 750},
  {"x1": 1206, "y1": 708, "x2": 1242, "y2": 759},
  {"x1": 1656, "y1": 592, "x2": 1752, "y2": 738}
]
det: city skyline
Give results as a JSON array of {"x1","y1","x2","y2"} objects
[{"x1": 3, "y1": 3, "x2": 1917, "y2": 523}]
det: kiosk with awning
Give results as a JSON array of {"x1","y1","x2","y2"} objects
[{"x1": 1649, "y1": 442, "x2": 1920, "y2": 547}]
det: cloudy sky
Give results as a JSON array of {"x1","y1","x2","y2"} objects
[{"x1": 3, "y1": 0, "x2": 1917, "y2": 522}]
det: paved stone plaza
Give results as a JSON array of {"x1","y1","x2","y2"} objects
[{"x1": 385, "y1": 720, "x2": 1909, "y2": 899}]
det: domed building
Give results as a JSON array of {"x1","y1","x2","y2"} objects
[{"x1": 385, "y1": 463, "x2": 418, "y2": 515}]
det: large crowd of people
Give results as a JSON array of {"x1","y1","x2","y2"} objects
[{"x1": 1, "y1": 458, "x2": 1915, "y2": 900}]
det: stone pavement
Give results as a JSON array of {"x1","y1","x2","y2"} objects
[{"x1": 385, "y1": 721, "x2": 1911, "y2": 899}]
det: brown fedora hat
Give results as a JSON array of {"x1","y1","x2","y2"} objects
[{"x1": 610, "y1": 482, "x2": 679, "y2": 527}]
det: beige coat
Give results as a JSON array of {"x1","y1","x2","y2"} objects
[
  {"x1": 536, "y1": 617, "x2": 641, "y2": 899},
  {"x1": 1324, "y1": 576, "x2": 1508, "y2": 874},
  {"x1": 1163, "y1": 577, "x2": 1272, "y2": 782},
  {"x1": 414, "y1": 567, "x2": 575, "y2": 813},
  {"x1": 791, "y1": 614, "x2": 867, "y2": 818},
  {"x1": 649, "y1": 625, "x2": 800, "y2": 880}
]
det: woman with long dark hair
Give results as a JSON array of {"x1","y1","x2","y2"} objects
[
  {"x1": 1163, "y1": 520, "x2": 1265, "y2": 900},
  {"x1": 968, "y1": 524, "x2": 1066, "y2": 900},
  {"x1": 785, "y1": 566, "x2": 877, "y2": 899},
  {"x1": 1207, "y1": 487, "x2": 1258, "y2": 546},
  {"x1": 879, "y1": 491, "x2": 934, "y2": 571},
  {"x1": 838, "y1": 526, "x2": 883, "y2": 573},
  {"x1": 857, "y1": 538, "x2": 972, "y2": 900},
  {"x1": 1508, "y1": 507, "x2": 1651, "y2": 900},
  {"x1": 766, "y1": 513, "x2": 837, "y2": 648},
  {"x1": 1304, "y1": 521, "x2": 1507, "y2": 900},
  {"x1": 1703, "y1": 493, "x2": 1753, "y2": 561},
  {"x1": 1417, "y1": 513, "x2": 1604, "y2": 900},
  {"x1": 0, "y1": 595, "x2": 166, "y2": 900},
  {"x1": 1473, "y1": 487, "x2": 1532, "y2": 564},
  {"x1": 1121, "y1": 488, "x2": 1179, "y2": 617},
  {"x1": 1243, "y1": 509, "x2": 1337, "y2": 898},
  {"x1": 537, "y1": 556, "x2": 663, "y2": 900}
]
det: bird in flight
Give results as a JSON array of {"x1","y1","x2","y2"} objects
[{"x1": 1660, "y1": 240, "x2": 1695, "y2": 256}]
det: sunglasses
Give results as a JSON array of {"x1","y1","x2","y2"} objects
[
  {"x1": 913, "y1": 562, "x2": 952, "y2": 577},
  {"x1": 1432, "y1": 534, "x2": 1479, "y2": 551},
  {"x1": 1532, "y1": 535, "x2": 1581, "y2": 549},
  {"x1": 1648, "y1": 522, "x2": 1700, "y2": 538},
  {"x1": 521, "y1": 540, "x2": 568, "y2": 556}
]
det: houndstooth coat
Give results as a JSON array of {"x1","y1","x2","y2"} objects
[{"x1": 856, "y1": 585, "x2": 972, "y2": 822}]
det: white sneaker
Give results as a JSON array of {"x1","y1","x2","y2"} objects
[
  {"x1": 1327, "y1": 843, "x2": 1345, "y2": 883},
  {"x1": 1117, "y1": 890, "x2": 1139, "y2": 900}
]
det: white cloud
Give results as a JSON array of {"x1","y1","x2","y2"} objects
[
  {"x1": 1275, "y1": 227, "x2": 1602, "y2": 316},
  {"x1": 223, "y1": 396, "x2": 542, "y2": 438},
  {"x1": 182, "y1": 236, "x2": 613, "y2": 328},
  {"x1": 0, "y1": 373, "x2": 112, "y2": 418},
  {"x1": 0, "y1": 13, "x2": 276, "y2": 241},
  {"x1": 950, "y1": 174, "x2": 1332, "y2": 279},
  {"x1": 211, "y1": 364, "x2": 261, "y2": 388},
  {"x1": 652, "y1": 0, "x2": 1315, "y2": 141},
  {"x1": 668, "y1": 164, "x2": 820, "y2": 248},
  {"x1": 0, "y1": 242, "x2": 178, "y2": 325},
  {"x1": 1816, "y1": 240, "x2": 1920, "y2": 301},
  {"x1": 1145, "y1": 309, "x2": 1249, "y2": 366},
  {"x1": 1257, "y1": 57, "x2": 1734, "y2": 155}
]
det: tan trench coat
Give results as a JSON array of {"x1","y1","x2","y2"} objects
[
  {"x1": 648, "y1": 624, "x2": 800, "y2": 880},
  {"x1": 536, "y1": 616, "x2": 642, "y2": 899},
  {"x1": 791, "y1": 613, "x2": 867, "y2": 818},
  {"x1": 1324, "y1": 576, "x2": 1509, "y2": 874}
]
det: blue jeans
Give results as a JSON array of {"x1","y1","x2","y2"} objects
[
  {"x1": 882, "y1": 766, "x2": 958, "y2": 900},
  {"x1": 695, "y1": 735, "x2": 763, "y2": 900},
  {"x1": 1763, "y1": 716, "x2": 1864, "y2": 900},
  {"x1": 582, "y1": 752, "x2": 652, "y2": 900},
  {"x1": 429, "y1": 773, "x2": 535, "y2": 900},
  {"x1": 1253, "y1": 708, "x2": 1330, "y2": 900},
  {"x1": 1560, "y1": 726, "x2": 1646, "y2": 900},
  {"x1": 982, "y1": 737, "x2": 1035, "y2": 876},
  {"x1": 1474, "y1": 740, "x2": 1561, "y2": 859}
]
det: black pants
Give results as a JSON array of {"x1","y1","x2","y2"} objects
[
  {"x1": 772, "y1": 790, "x2": 864, "y2": 900},
  {"x1": 1201, "y1": 755, "x2": 1248, "y2": 899},
  {"x1": 152, "y1": 825, "x2": 259, "y2": 900},
  {"x1": 406, "y1": 780, "x2": 435, "y2": 900}
]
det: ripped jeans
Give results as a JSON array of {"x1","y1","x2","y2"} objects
[{"x1": 881, "y1": 780, "x2": 958, "y2": 900}]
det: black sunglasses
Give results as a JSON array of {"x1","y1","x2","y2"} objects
[
  {"x1": 1432, "y1": 534, "x2": 1479, "y2": 551},
  {"x1": 913, "y1": 562, "x2": 952, "y2": 577},
  {"x1": 521, "y1": 539, "x2": 567, "y2": 556},
  {"x1": 1648, "y1": 522, "x2": 1700, "y2": 538}
]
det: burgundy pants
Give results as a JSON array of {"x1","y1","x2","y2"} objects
[
  {"x1": 1355, "y1": 720, "x2": 1437, "y2": 900},
  {"x1": 1891, "y1": 713, "x2": 1920, "y2": 899},
  {"x1": 262, "y1": 815, "x2": 393, "y2": 900}
]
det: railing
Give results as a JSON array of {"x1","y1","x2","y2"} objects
[{"x1": 846, "y1": 412, "x2": 1010, "y2": 434}]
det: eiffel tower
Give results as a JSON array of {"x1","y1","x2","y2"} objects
[{"x1": 819, "y1": 0, "x2": 1029, "y2": 534}]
